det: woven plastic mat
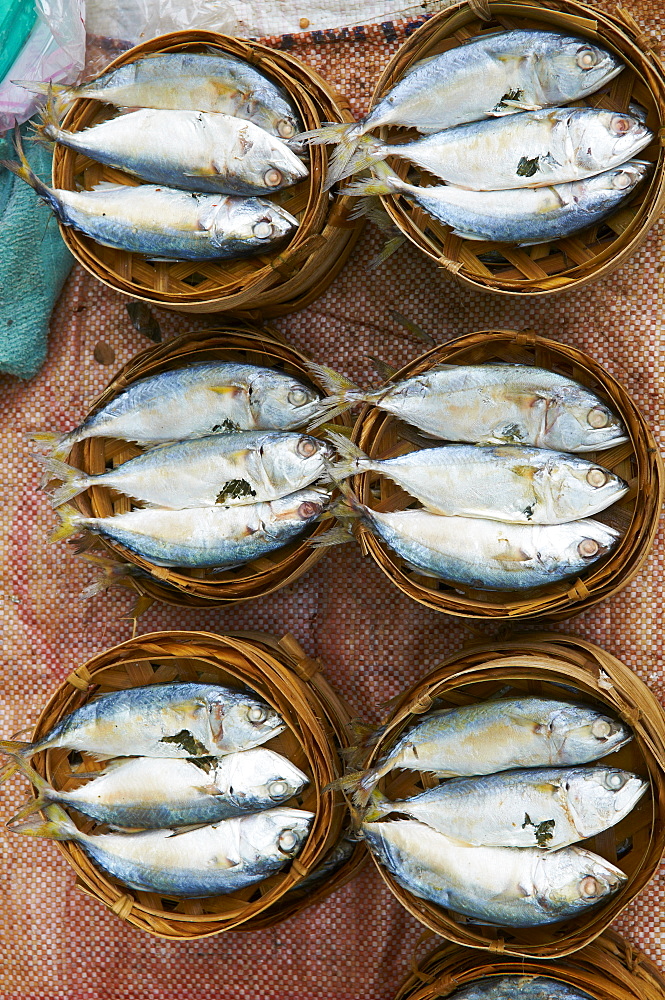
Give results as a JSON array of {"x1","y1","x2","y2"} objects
[{"x1": 0, "y1": 5, "x2": 664, "y2": 998}]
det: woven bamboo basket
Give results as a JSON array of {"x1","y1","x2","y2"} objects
[
  {"x1": 50, "y1": 31, "x2": 363, "y2": 316},
  {"x1": 368, "y1": 0, "x2": 665, "y2": 296},
  {"x1": 394, "y1": 930, "x2": 665, "y2": 1000},
  {"x1": 27, "y1": 630, "x2": 365, "y2": 939},
  {"x1": 351, "y1": 329, "x2": 663, "y2": 621},
  {"x1": 361, "y1": 633, "x2": 665, "y2": 959},
  {"x1": 65, "y1": 322, "x2": 351, "y2": 608}
]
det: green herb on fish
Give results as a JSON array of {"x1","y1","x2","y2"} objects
[
  {"x1": 517, "y1": 155, "x2": 542, "y2": 177},
  {"x1": 522, "y1": 813, "x2": 557, "y2": 847},
  {"x1": 160, "y1": 730, "x2": 209, "y2": 757},
  {"x1": 216, "y1": 480, "x2": 257, "y2": 503},
  {"x1": 212, "y1": 419, "x2": 241, "y2": 433}
]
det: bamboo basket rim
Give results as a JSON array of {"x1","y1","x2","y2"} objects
[
  {"x1": 65, "y1": 322, "x2": 352, "y2": 608},
  {"x1": 50, "y1": 30, "x2": 363, "y2": 314},
  {"x1": 367, "y1": 0, "x2": 665, "y2": 297},
  {"x1": 362, "y1": 632, "x2": 665, "y2": 959},
  {"x1": 394, "y1": 929, "x2": 665, "y2": 999},
  {"x1": 29, "y1": 628, "x2": 364, "y2": 939},
  {"x1": 350, "y1": 328, "x2": 663, "y2": 621}
]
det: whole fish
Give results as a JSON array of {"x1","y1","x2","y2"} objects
[
  {"x1": 15, "y1": 50, "x2": 303, "y2": 138},
  {"x1": 42, "y1": 432, "x2": 334, "y2": 509},
  {"x1": 32, "y1": 362, "x2": 327, "y2": 463},
  {"x1": 327, "y1": 432, "x2": 628, "y2": 524},
  {"x1": 11, "y1": 802, "x2": 314, "y2": 897},
  {"x1": 333, "y1": 108, "x2": 650, "y2": 189},
  {"x1": 362, "y1": 811, "x2": 626, "y2": 926},
  {"x1": 51, "y1": 488, "x2": 330, "y2": 568},
  {"x1": 365, "y1": 766, "x2": 647, "y2": 849},
  {"x1": 418, "y1": 975, "x2": 593, "y2": 999},
  {"x1": 301, "y1": 30, "x2": 623, "y2": 180},
  {"x1": 334, "y1": 497, "x2": 619, "y2": 590},
  {"x1": 343, "y1": 696, "x2": 630, "y2": 806},
  {"x1": 0, "y1": 682, "x2": 285, "y2": 764},
  {"x1": 310, "y1": 362, "x2": 627, "y2": 452},
  {"x1": 346, "y1": 161, "x2": 649, "y2": 245},
  {"x1": 13, "y1": 749, "x2": 309, "y2": 829},
  {"x1": 39, "y1": 104, "x2": 308, "y2": 196},
  {"x1": 1, "y1": 136, "x2": 298, "y2": 261}
]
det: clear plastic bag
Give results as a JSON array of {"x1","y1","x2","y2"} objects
[{"x1": 0, "y1": 0, "x2": 86, "y2": 133}]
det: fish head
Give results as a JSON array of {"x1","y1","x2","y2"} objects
[
  {"x1": 546, "y1": 702, "x2": 632, "y2": 764},
  {"x1": 204, "y1": 197, "x2": 298, "y2": 254},
  {"x1": 536, "y1": 845, "x2": 626, "y2": 918},
  {"x1": 268, "y1": 487, "x2": 331, "y2": 529},
  {"x1": 215, "y1": 747, "x2": 309, "y2": 804},
  {"x1": 541, "y1": 454, "x2": 628, "y2": 519},
  {"x1": 216, "y1": 689, "x2": 286, "y2": 751},
  {"x1": 581, "y1": 159, "x2": 651, "y2": 208},
  {"x1": 569, "y1": 109, "x2": 651, "y2": 171},
  {"x1": 245, "y1": 369, "x2": 323, "y2": 429},
  {"x1": 241, "y1": 86, "x2": 303, "y2": 143},
  {"x1": 258, "y1": 433, "x2": 334, "y2": 491},
  {"x1": 240, "y1": 806, "x2": 314, "y2": 867},
  {"x1": 562, "y1": 767, "x2": 648, "y2": 838},
  {"x1": 540, "y1": 36, "x2": 624, "y2": 101},
  {"x1": 233, "y1": 123, "x2": 309, "y2": 191},
  {"x1": 538, "y1": 384, "x2": 627, "y2": 452},
  {"x1": 553, "y1": 518, "x2": 620, "y2": 578}
]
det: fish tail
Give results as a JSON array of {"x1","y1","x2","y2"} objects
[
  {"x1": 35, "y1": 455, "x2": 90, "y2": 506},
  {"x1": 5, "y1": 757, "x2": 56, "y2": 822},
  {"x1": 0, "y1": 126, "x2": 64, "y2": 218},
  {"x1": 33, "y1": 85, "x2": 65, "y2": 143},
  {"x1": 345, "y1": 160, "x2": 411, "y2": 200},
  {"x1": 11, "y1": 79, "x2": 69, "y2": 101},
  {"x1": 353, "y1": 762, "x2": 390, "y2": 808},
  {"x1": 50, "y1": 503, "x2": 87, "y2": 543},
  {"x1": 7, "y1": 802, "x2": 79, "y2": 842},
  {"x1": 305, "y1": 362, "x2": 365, "y2": 432},
  {"x1": 325, "y1": 429, "x2": 370, "y2": 481},
  {"x1": 78, "y1": 557, "x2": 143, "y2": 601},
  {"x1": 326, "y1": 135, "x2": 387, "y2": 189},
  {"x1": 362, "y1": 789, "x2": 393, "y2": 822}
]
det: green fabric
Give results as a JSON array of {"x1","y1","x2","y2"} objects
[{"x1": 0, "y1": 124, "x2": 74, "y2": 379}]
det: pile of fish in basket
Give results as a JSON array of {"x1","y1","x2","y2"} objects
[
  {"x1": 0, "y1": 682, "x2": 314, "y2": 898},
  {"x1": 304, "y1": 27, "x2": 653, "y2": 246},
  {"x1": 344, "y1": 692, "x2": 645, "y2": 928},
  {"x1": 3, "y1": 50, "x2": 309, "y2": 261}
]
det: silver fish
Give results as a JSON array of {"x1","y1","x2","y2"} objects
[
  {"x1": 365, "y1": 766, "x2": 647, "y2": 849},
  {"x1": 335, "y1": 108, "x2": 650, "y2": 189},
  {"x1": 33, "y1": 362, "x2": 327, "y2": 462},
  {"x1": 42, "y1": 432, "x2": 334, "y2": 510},
  {"x1": 302, "y1": 30, "x2": 624, "y2": 180},
  {"x1": 1, "y1": 140, "x2": 298, "y2": 261},
  {"x1": 11, "y1": 803, "x2": 314, "y2": 897},
  {"x1": 311, "y1": 362, "x2": 627, "y2": 452},
  {"x1": 14, "y1": 749, "x2": 309, "y2": 829},
  {"x1": 346, "y1": 161, "x2": 650, "y2": 245},
  {"x1": 40, "y1": 105, "x2": 308, "y2": 196},
  {"x1": 52, "y1": 488, "x2": 330, "y2": 568},
  {"x1": 327, "y1": 432, "x2": 628, "y2": 524},
  {"x1": 362, "y1": 810, "x2": 626, "y2": 926},
  {"x1": 15, "y1": 50, "x2": 303, "y2": 138},
  {"x1": 443, "y1": 978, "x2": 594, "y2": 1000},
  {"x1": 346, "y1": 696, "x2": 630, "y2": 805},
  {"x1": 341, "y1": 499, "x2": 619, "y2": 590},
  {"x1": 0, "y1": 682, "x2": 285, "y2": 763}
]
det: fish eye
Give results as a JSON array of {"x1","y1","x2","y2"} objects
[
  {"x1": 576, "y1": 46, "x2": 598, "y2": 69},
  {"x1": 268, "y1": 779, "x2": 291, "y2": 801},
  {"x1": 587, "y1": 407, "x2": 610, "y2": 428},
  {"x1": 297, "y1": 437, "x2": 318, "y2": 458},
  {"x1": 253, "y1": 220, "x2": 274, "y2": 239},
  {"x1": 248, "y1": 706, "x2": 268, "y2": 724},
  {"x1": 578, "y1": 538, "x2": 600, "y2": 558},
  {"x1": 288, "y1": 387, "x2": 311, "y2": 406},
  {"x1": 278, "y1": 120, "x2": 295, "y2": 138},
  {"x1": 591, "y1": 719, "x2": 613, "y2": 739},
  {"x1": 612, "y1": 170, "x2": 633, "y2": 190},
  {"x1": 278, "y1": 830, "x2": 298, "y2": 853},
  {"x1": 586, "y1": 468, "x2": 608, "y2": 488},
  {"x1": 265, "y1": 168, "x2": 283, "y2": 187},
  {"x1": 611, "y1": 115, "x2": 632, "y2": 135},
  {"x1": 604, "y1": 771, "x2": 627, "y2": 790},
  {"x1": 579, "y1": 876, "x2": 601, "y2": 898},
  {"x1": 298, "y1": 501, "x2": 322, "y2": 519}
]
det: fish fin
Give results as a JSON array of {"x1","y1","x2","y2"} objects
[
  {"x1": 366, "y1": 234, "x2": 407, "y2": 271},
  {"x1": 387, "y1": 310, "x2": 436, "y2": 347},
  {"x1": 34, "y1": 86, "x2": 64, "y2": 143},
  {"x1": 27, "y1": 429, "x2": 76, "y2": 462},
  {"x1": 7, "y1": 802, "x2": 79, "y2": 841},
  {"x1": 449, "y1": 229, "x2": 484, "y2": 241},
  {"x1": 208, "y1": 384, "x2": 245, "y2": 395},
  {"x1": 348, "y1": 193, "x2": 394, "y2": 230},
  {"x1": 193, "y1": 784, "x2": 224, "y2": 797},
  {"x1": 9, "y1": 792, "x2": 51, "y2": 823},
  {"x1": 362, "y1": 789, "x2": 393, "y2": 823},
  {"x1": 325, "y1": 429, "x2": 369, "y2": 481},
  {"x1": 296, "y1": 121, "x2": 366, "y2": 189},
  {"x1": 50, "y1": 503, "x2": 87, "y2": 543},
  {"x1": 0, "y1": 739, "x2": 33, "y2": 763},
  {"x1": 35, "y1": 455, "x2": 90, "y2": 507},
  {"x1": 325, "y1": 135, "x2": 386, "y2": 189},
  {"x1": 308, "y1": 523, "x2": 356, "y2": 549},
  {"x1": 488, "y1": 101, "x2": 542, "y2": 115},
  {"x1": 367, "y1": 356, "x2": 398, "y2": 380},
  {"x1": 0, "y1": 125, "x2": 64, "y2": 219},
  {"x1": 305, "y1": 363, "x2": 365, "y2": 431}
]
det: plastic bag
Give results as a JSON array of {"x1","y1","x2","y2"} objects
[
  {"x1": 85, "y1": 0, "x2": 237, "y2": 46},
  {"x1": 0, "y1": 0, "x2": 86, "y2": 134}
]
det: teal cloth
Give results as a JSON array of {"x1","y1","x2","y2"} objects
[{"x1": 0, "y1": 124, "x2": 74, "y2": 379}]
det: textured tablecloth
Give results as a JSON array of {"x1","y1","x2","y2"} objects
[{"x1": 1, "y1": 4, "x2": 664, "y2": 998}]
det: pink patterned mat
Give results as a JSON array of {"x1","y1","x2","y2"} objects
[{"x1": 1, "y1": 5, "x2": 664, "y2": 998}]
